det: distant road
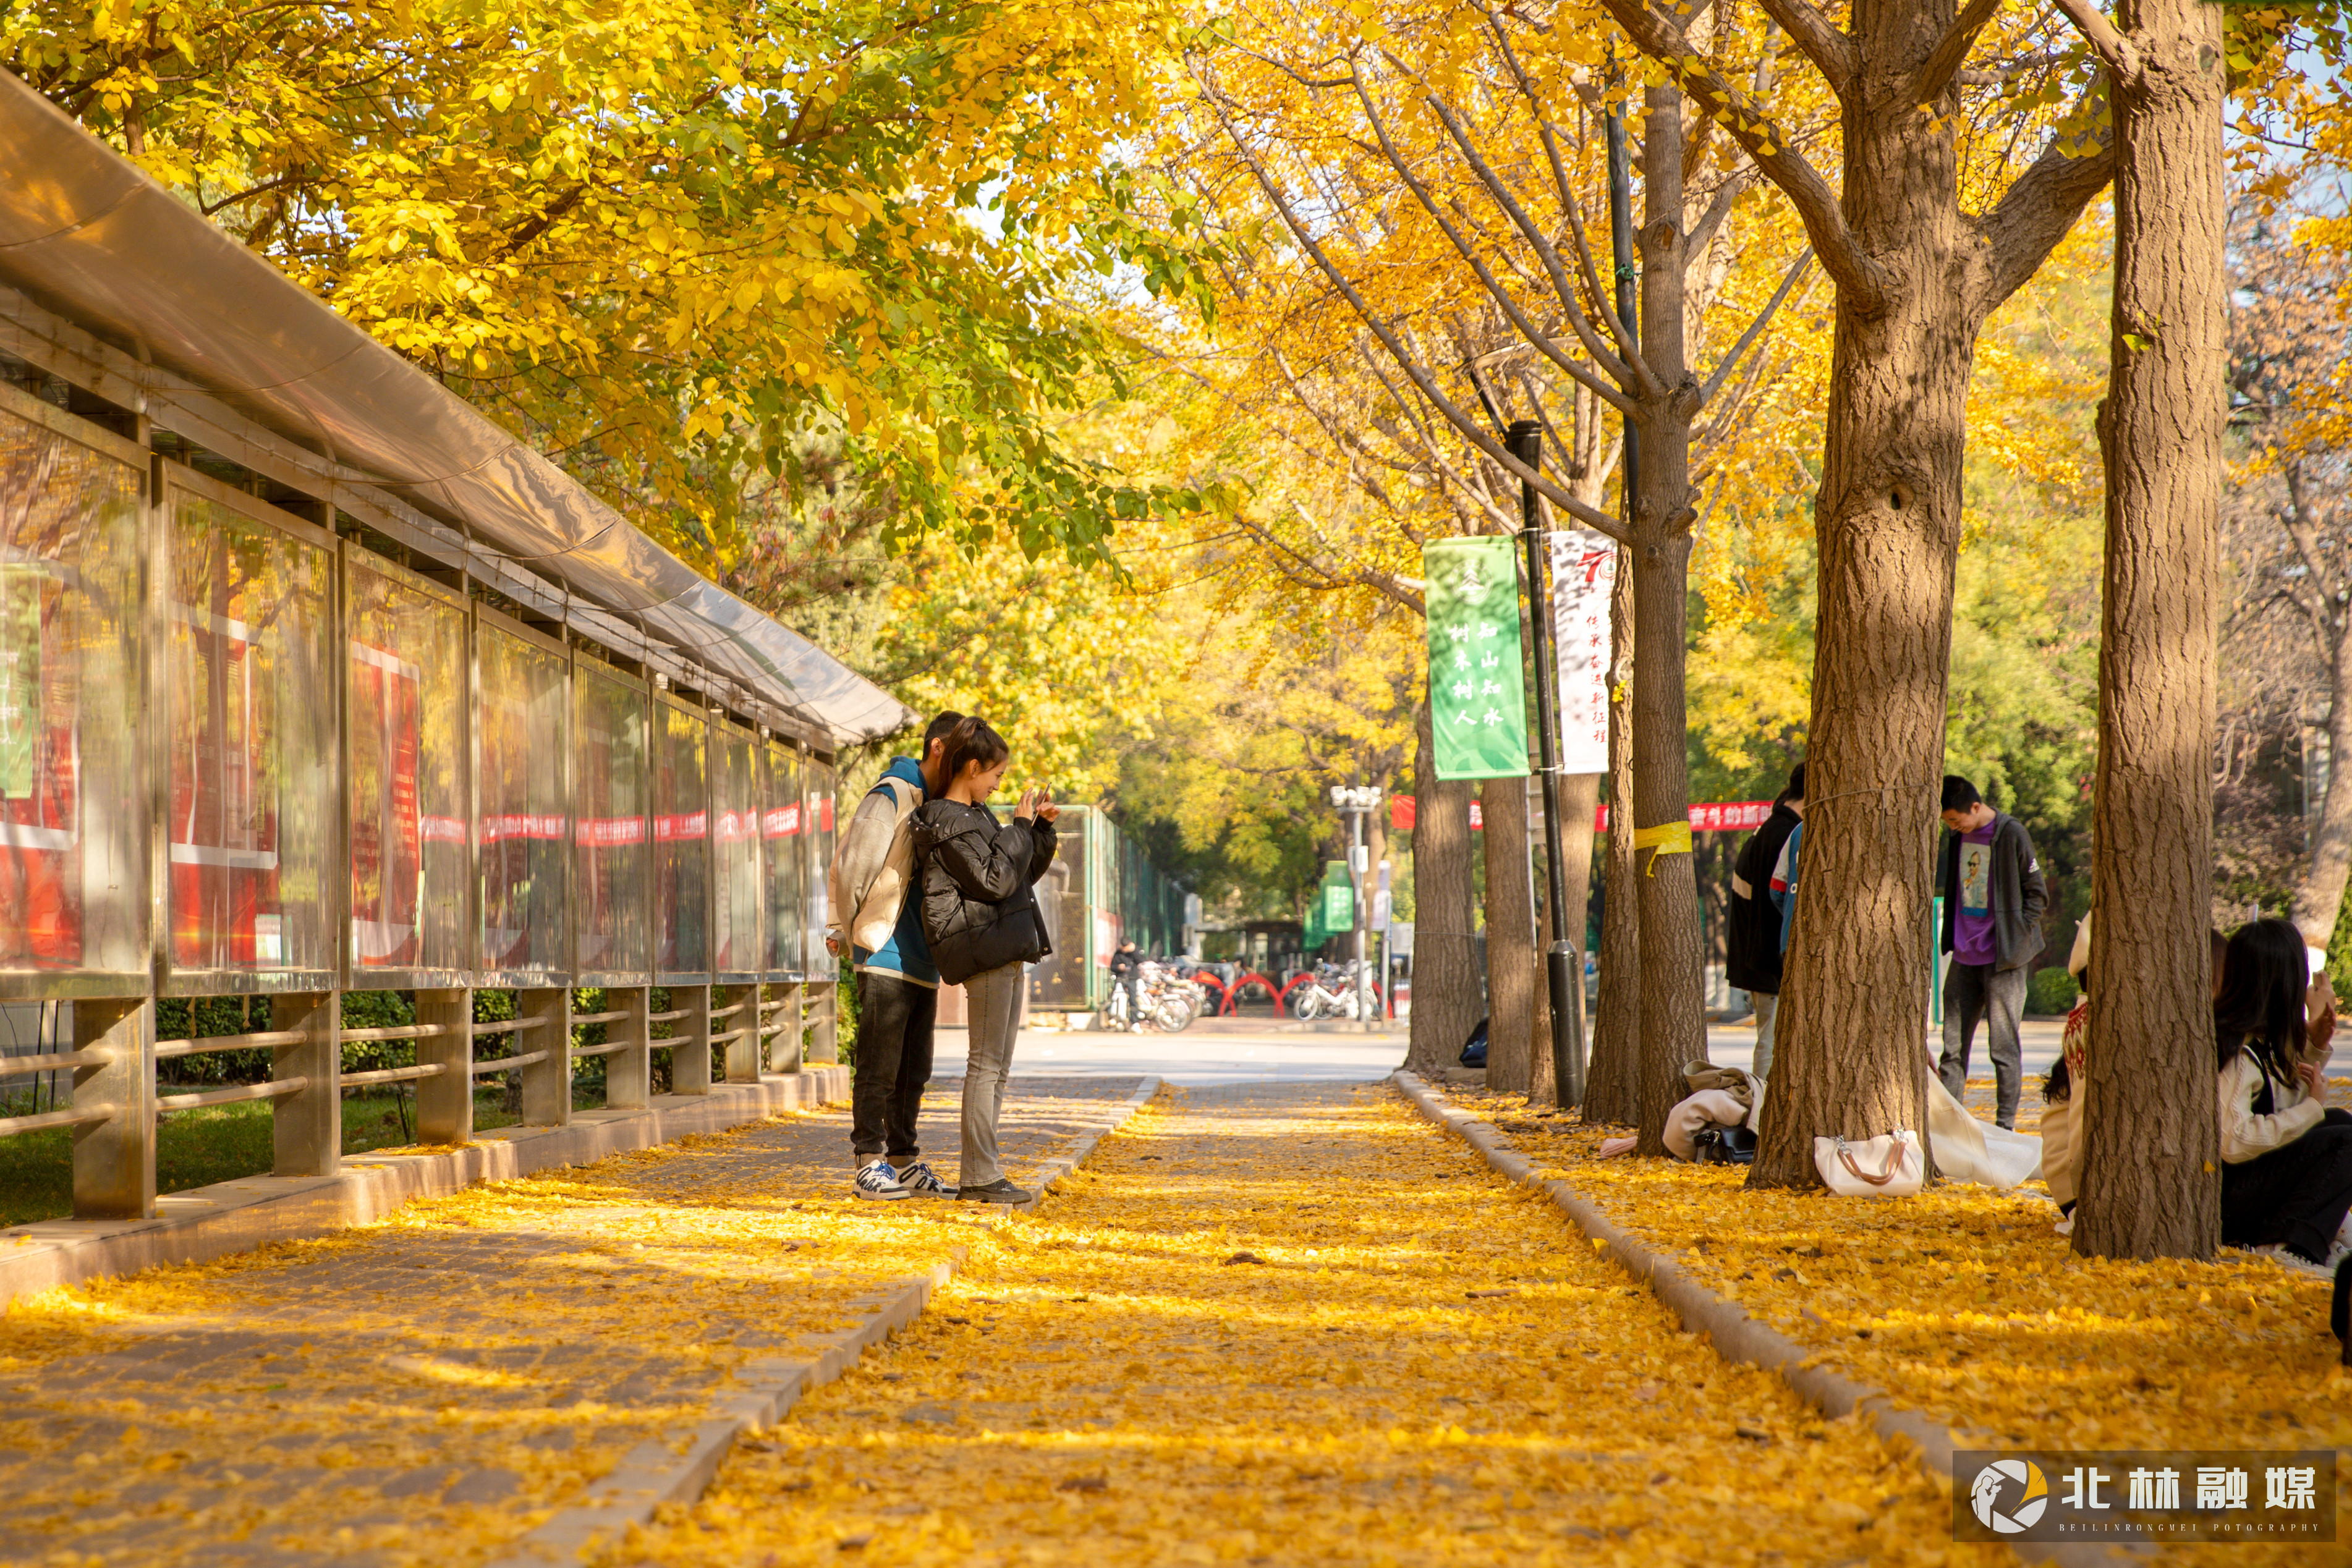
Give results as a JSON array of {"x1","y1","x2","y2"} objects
[{"x1": 934, "y1": 1015, "x2": 2070, "y2": 1087}]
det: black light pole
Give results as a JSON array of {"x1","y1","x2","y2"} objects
[
  {"x1": 1507, "y1": 419, "x2": 1584, "y2": 1108},
  {"x1": 1605, "y1": 103, "x2": 1641, "y2": 502}
]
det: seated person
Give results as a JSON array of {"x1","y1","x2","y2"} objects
[{"x1": 2218, "y1": 918, "x2": 2352, "y2": 1271}]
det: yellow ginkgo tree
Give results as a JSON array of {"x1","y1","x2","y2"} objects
[{"x1": 5, "y1": 0, "x2": 1218, "y2": 562}]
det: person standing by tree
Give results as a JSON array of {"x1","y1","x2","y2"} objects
[
  {"x1": 827, "y1": 710, "x2": 964, "y2": 1200},
  {"x1": 1728, "y1": 764, "x2": 1804, "y2": 1083},
  {"x1": 1936, "y1": 775, "x2": 2048, "y2": 1130}
]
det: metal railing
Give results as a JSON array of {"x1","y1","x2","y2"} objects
[{"x1": 0, "y1": 974, "x2": 839, "y2": 1223}]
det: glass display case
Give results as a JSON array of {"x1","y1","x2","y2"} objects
[
  {"x1": 805, "y1": 758, "x2": 836, "y2": 972},
  {"x1": 711, "y1": 721, "x2": 761, "y2": 979},
  {"x1": 574, "y1": 658, "x2": 650, "y2": 985},
  {"x1": 653, "y1": 693, "x2": 708, "y2": 977},
  {"x1": 762, "y1": 740, "x2": 804, "y2": 977},
  {"x1": 163, "y1": 468, "x2": 336, "y2": 992},
  {"x1": 345, "y1": 551, "x2": 469, "y2": 985},
  {"x1": 0, "y1": 386, "x2": 149, "y2": 995},
  {"x1": 476, "y1": 614, "x2": 569, "y2": 983}
]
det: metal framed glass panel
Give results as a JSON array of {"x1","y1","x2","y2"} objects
[
  {"x1": 0, "y1": 384, "x2": 148, "y2": 996},
  {"x1": 344, "y1": 549, "x2": 468, "y2": 986},
  {"x1": 653, "y1": 693, "x2": 708, "y2": 978},
  {"x1": 762, "y1": 739, "x2": 803, "y2": 978},
  {"x1": 711, "y1": 721, "x2": 760, "y2": 980},
  {"x1": 163, "y1": 467, "x2": 336, "y2": 993},
  {"x1": 476, "y1": 614, "x2": 569, "y2": 983},
  {"x1": 804, "y1": 757, "x2": 836, "y2": 972},
  {"x1": 574, "y1": 659, "x2": 650, "y2": 985}
]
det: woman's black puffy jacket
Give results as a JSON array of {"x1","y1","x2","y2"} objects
[{"x1": 909, "y1": 800, "x2": 1056, "y2": 985}]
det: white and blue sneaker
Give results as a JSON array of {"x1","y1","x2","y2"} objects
[
  {"x1": 854, "y1": 1159, "x2": 910, "y2": 1201},
  {"x1": 895, "y1": 1159, "x2": 953, "y2": 1197}
]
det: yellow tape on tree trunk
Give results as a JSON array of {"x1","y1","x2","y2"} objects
[{"x1": 1631, "y1": 820, "x2": 1692, "y2": 877}]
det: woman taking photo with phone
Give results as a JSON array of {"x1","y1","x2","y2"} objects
[{"x1": 910, "y1": 718, "x2": 1058, "y2": 1203}]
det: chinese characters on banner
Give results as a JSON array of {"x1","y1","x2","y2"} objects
[
  {"x1": 1422, "y1": 536, "x2": 1529, "y2": 781},
  {"x1": 1547, "y1": 527, "x2": 1614, "y2": 774}
]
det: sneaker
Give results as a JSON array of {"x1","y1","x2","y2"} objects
[
  {"x1": 957, "y1": 1177, "x2": 1034, "y2": 1205},
  {"x1": 854, "y1": 1160, "x2": 910, "y2": 1201},
  {"x1": 896, "y1": 1159, "x2": 952, "y2": 1197}
]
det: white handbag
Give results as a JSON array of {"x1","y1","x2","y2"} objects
[{"x1": 1813, "y1": 1130, "x2": 1924, "y2": 1197}]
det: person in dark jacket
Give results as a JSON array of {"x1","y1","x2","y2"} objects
[
  {"x1": 1108, "y1": 940, "x2": 1144, "y2": 1031},
  {"x1": 1727, "y1": 762, "x2": 1804, "y2": 1082},
  {"x1": 1936, "y1": 774, "x2": 2047, "y2": 1129},
  {"x1": 909, "y1": 717, "x2": 1058, "y2": 1204}
]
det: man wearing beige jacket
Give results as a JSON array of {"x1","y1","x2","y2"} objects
[{"x1": 827, "y1": 711, "x2": 961, "y2": 1200}]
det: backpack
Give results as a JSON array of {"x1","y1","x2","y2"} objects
[{"x1": 1459, "y1": 1018, "x2": 1489, "y2": 1068}]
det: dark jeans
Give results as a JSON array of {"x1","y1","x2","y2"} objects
[
  {"x1": 852, "y1": 970, "x2": 936, "y2": 1161},
  {"x1": 1939, "y1": 960, "x2": 2027, "y2": 1129},
  {"x1": 2223, "y1": 1108, "x2": 2352, "y2": 1263}
]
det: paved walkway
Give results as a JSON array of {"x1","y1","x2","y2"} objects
[
  {"x1": 0, "y1": 1078, "x2": 1141, "y2": 1568},
  {"x1": 594, "y1": 1082, "x2": 1975, "y2": 1567}
]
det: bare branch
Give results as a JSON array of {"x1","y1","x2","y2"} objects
[
  {"x1": 1592, "y1": 0, "x2": 1885, "y2": 312},
  {"x1": 1913, "y1": 0, "x2": 2003, "y2": 104},
  {"x1": 1475, "y1": 10, "x2": 1645, "y2": 367},
  {"x1": 2048, "y1": 0, "x2": 2144, "y2": 82},
  {"x1": 1189, "y1": 61, "x2": 1632, "y2": 542},
  {"x1": 1697, "y1": 249, "x2": 1814, "y2": 409},
  {"x1": 1344, "y1": 62, "x2": 1645, "y2": 412},
  {"x1": 1971, "y1": 116, "x2": 2116, "y2": 315},
  {"x1": 1754, "y1": 0, "x2": 1856, "y2": 94}
]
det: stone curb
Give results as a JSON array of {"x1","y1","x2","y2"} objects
[
  {"x1": 1391, "y1": 1070, "x2": 2144, "y2": 1568},
  {"x1": 0, "y1": 1069, "x2": 856, "y2": 1310},
  {"x1": 485, "y1": 1075, "x2": 1163, "y2": 1567}
]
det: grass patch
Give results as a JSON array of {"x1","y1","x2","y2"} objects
[{"x1": 0, "y1": 1090, "x2": 524, "y2": 1229}]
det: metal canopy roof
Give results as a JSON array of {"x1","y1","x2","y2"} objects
[{"x1": 0, "y1": 72, "x2": 914, "y2": 748}]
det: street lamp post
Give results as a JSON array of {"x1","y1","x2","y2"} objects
[
  {"x1": 1504, "y1": 423, "x2": 1586, "y2": 1107},
  {"x1": 1330, "y1": 785, "x2": 1383, "y2": 1031}
]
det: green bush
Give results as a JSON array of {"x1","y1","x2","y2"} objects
[{"x1": 2026, "y1": 965, "x2": 2079, "y2": 1017}]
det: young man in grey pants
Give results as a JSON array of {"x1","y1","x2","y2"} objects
[
  {"x1": 1936, "y1": 774, "x2": 2047, "y2": 1129},
  {"x1": 826, "y1": 711, "x2": 962, "y2": 1200}
]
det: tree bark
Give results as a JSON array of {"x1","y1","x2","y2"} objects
[
  {"x1": 1586, "y1": 561, "x2": 1642, "y2": 1124},
  {"x1": 1483, "y1": 776, "x2": 1537, "y2": 1095},
  {"x1": 2074, "y1": 0, "x2": 2226, "y2": 1261},
  {"x1": 1547, "y1": 769, "x2": 1601, "y2": 1109},
  {"x1": 1406, "y1": 697, "x2": 1482, "y2": 1075},
  {"x1": 1529, "y1": 843, "x2": 1557, "y2": 1108},
  {"x1": 1628, "y1": 74, "x2": 1710, "y2": 1154},
  {"x1": 2293, "y1": 623, "x2": 2352, "y2": 948}
]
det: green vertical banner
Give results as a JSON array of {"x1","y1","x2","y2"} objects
[{"x1": 1424, "y1": 536, "x2": 1530, "y2": 780}]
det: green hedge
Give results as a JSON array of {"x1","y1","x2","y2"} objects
[{"x1": 2026, "y1": 966, "x2": 2079, "y2": 1017}]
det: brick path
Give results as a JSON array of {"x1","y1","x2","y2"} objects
[
  {"x1": 0, "y1": 1077, "x2": 1141, "y2": 1568},
  {"x1": 588, "y1": 1082, "x2": 1976, "y2": 1568}
]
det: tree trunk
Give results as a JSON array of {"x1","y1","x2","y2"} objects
[
  {"x1": 1406, "y1": 697, "x2": 1482, "y2": 1075},
  {"x1": 1628, "y1": 75, "x2": 1709, "y2": 1155},
  {"x1": 1548, "y1": 769, "x2": 1600, "y2": 1109},
  {"x1": 2074, "y1": 0, "x2": 2226, "y2": 1261},
  {"x1": 1586, "y1": 560, "x2": 1641, "y2": 1124},
  {"x1": 2293, "y1": 642, "x2": 2352, "y2": 949},
  {"x1": 1482, "y1": 776, "x2": 1536, "y2": 1094},
  {"x1": 1750, "y1": 7, "x2": 1976, "y2": 1189},
  {"x1": 1529, "y1": 854, "x2": 1556, "y2": 1106}
]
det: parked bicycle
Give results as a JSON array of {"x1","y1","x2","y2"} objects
[
  {"x1": 1288, "y1": 961, "x2": 1383, "y2": 1022},
  {"x1": 1105, "y1": 957, "x2": 1206, "y2": 1033}
]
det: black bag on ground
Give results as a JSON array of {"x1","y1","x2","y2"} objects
[
  {"x1": 1459, "y1": 1018, "x2": 1489, "y2": 1068},
  {"x1": 1690, "y1": 1124, "x2": 1757, "y2": 1166}
]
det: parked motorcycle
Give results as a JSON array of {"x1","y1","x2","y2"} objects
[{"x1": 1104, "y1": 958, "x2": 1204, "y2": 1033}]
